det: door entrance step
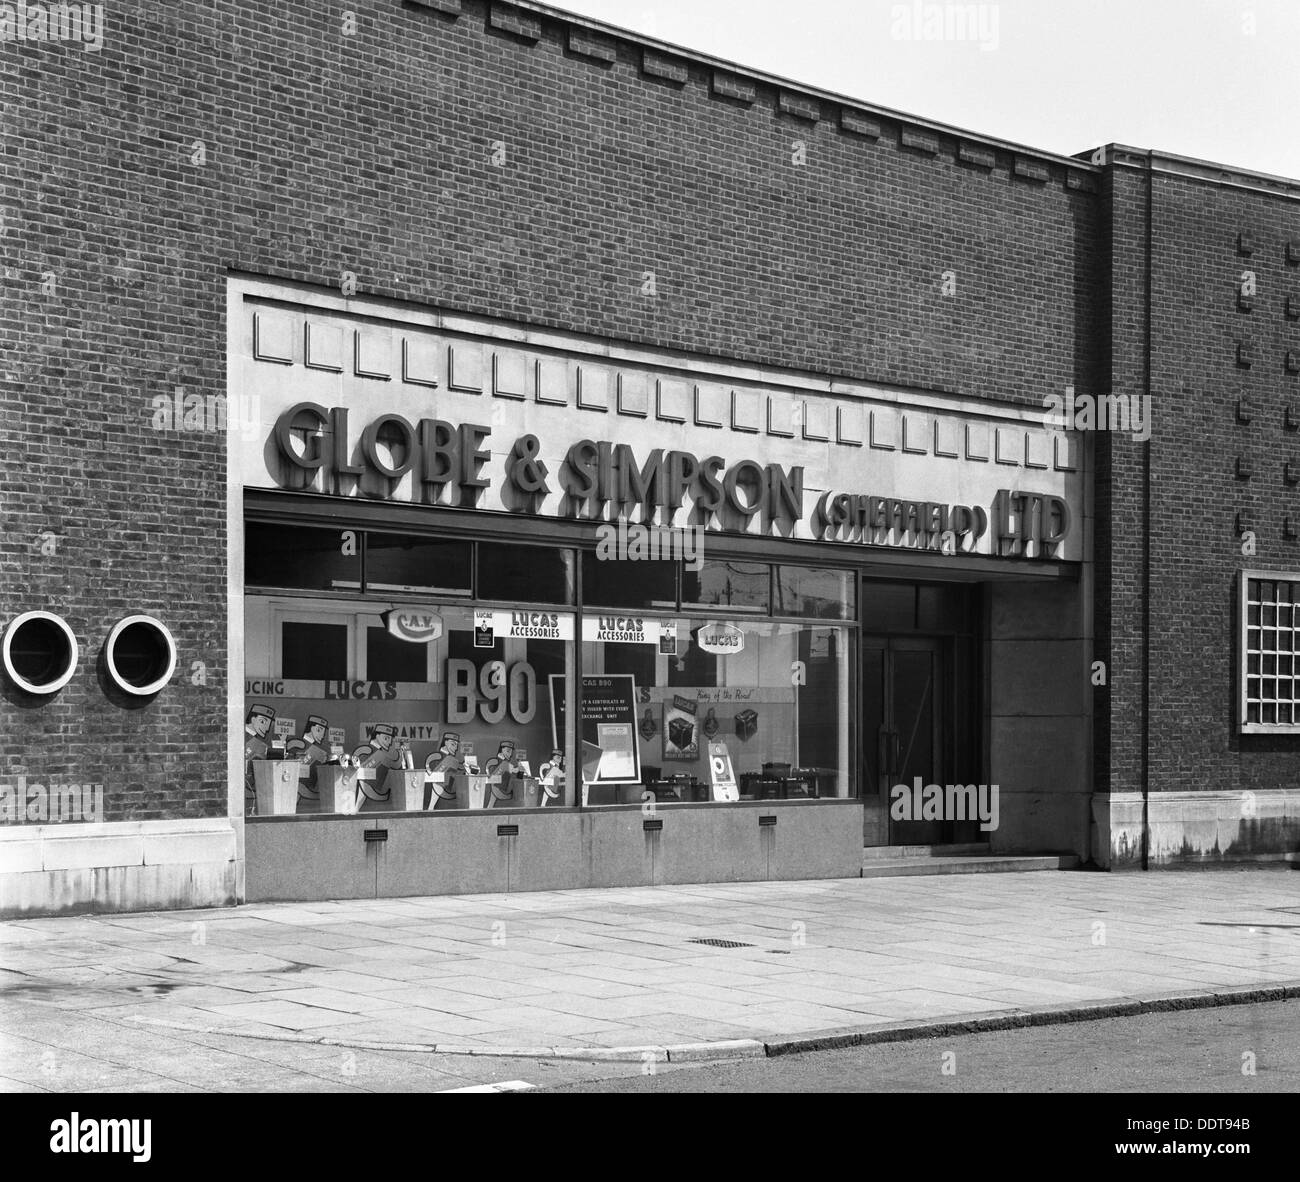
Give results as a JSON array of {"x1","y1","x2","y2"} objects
[
  {"x1": 863, "y1": 843, "x2": 989, "y2": 861},
  {"x1": 861, "y1": 846, "x2": 1080, "y2": 877}
]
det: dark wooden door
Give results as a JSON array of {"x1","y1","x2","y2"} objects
[{"x1": 863, "y1": 637, "x2": 949, "y2": 845}]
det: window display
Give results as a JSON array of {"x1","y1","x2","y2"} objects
[
  {"x1": 244, "y1": 519, "x2": 856, "y2": 816},
  {"x1": 581, "y1": 614, "x2": 853, "y2": 806},
  {"x1": 244, "y1": 594, "x2": 577, "y2": 816},
  {"x1": 547, "y1": 673, "x2": 641, "y2": 798}
]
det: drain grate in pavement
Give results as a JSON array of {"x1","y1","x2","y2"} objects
[{"x1": 688, "y1": 937, "x2": 755, "y2": 949}]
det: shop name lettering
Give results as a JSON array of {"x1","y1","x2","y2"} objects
[
  {"x1": 272, "y1": 406, "x2": 802, "y2": 526},
  {"x1": 271, "y1": 407, "x2": 1071, "y2": 556},
  {"x1": 815, "y1": 489, "x2": 1069, "y2": 558}
]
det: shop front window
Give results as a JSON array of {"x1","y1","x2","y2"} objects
[
  {"x1": 581, "y1": 550, "x2": 676, "y2": 609},
  {"x1": 581, "y1": 612, "x2": 854, "y2": 805},
  {"x1": 281, "y1": 620, "x2": 349, "y2": 680},
  {"x1": 775, "y1": 565, "x2": 855, "y2": 620},
  {"x1": 244, "y1": 521, "x2": 857, "y2": 816},
  {"x1": 245, "y1": 598, "x2": 577, "y2": 817},
  {"x1": 245, "y1": 522, "x2": 362, "y2": 592},
  {"x1": 479, "y1": 542, "x2": 574, "y2": 604},
  {"x1": 365, "y1": 534, "x2": 471, "y2": 596},
  {"x1": 245, "y1": 523, "x2": 578, "y2": 818},
  {"x1": 682, "y1": 559, "x2": 770, "y2": 613},
  {"x1": 366, "y1": 623, "x2": 429, "y2": 682}
]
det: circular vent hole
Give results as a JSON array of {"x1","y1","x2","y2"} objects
[
  {"x1": 3, "y1": 612, "x2": 79, "y2": 694},
  {"x1": 106, "y1": 616, "x2": 176, "y2": 696}
]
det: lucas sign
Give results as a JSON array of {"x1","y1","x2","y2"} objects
[{"x1": 697, "y1": 622, "x2": 745, "y2": 655}]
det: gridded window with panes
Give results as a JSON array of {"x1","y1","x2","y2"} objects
[{"x1": 1240, "y1": 573, "x2": 1300, "y2": 732}]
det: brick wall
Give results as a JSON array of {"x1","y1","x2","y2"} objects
[
  {"x1": 0, "y1": 0, "x2": 1101, "y2": 821},
  {"x1": 1099, "y1": 152, "x2": 1300, "y2": 832},
  {"x1": 1093, "y1": 164, "x2": 1151, "y2": 797}
]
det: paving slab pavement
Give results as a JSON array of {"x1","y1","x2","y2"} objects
[{"x1": 2, "y1": 868, "x2": 1300, "y2": 1091}]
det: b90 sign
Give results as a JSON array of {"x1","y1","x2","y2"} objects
[{"x1": 446, "y1": 659, "x2": 537, "y2": 725}]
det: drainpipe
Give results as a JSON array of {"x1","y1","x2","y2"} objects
[{"x1": 1140, "y1": 152, "x2": 1154, "y2": 871}]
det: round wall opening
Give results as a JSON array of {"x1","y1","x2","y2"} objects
[
  {"x1": 105, "y1": 616, "x2": 176, "y2": 696},
  {"x1": 2, "y1": 611, "x2": 79, "y2": 694}
]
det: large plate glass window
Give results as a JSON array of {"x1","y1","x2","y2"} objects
[
  {"x1": 682, "y1": 559, "x2": 770, "y2": 613},
  {"x1": 775, "y1": 565, "x2": 855, "y2": 620},
  {"x1": 581, "y1": 611, "x2": 854, "y2": 805},
  {"x1": 244, "y1": 599, "x2": 576, "y2": 816},
  {"x1": 245, "y1": 522, "x2": 362, "y2": 592},
  {"x1": 479, "y1": 543, "x2": 574, "y2": 604},
  {"x1": 581, "y1": 550, "x2": 676, "y2": 610},
  {"x1": 365, "y1": 534, "x2": 471, "y2": 596},
  {"x1": 244, "y1": 520, "x2": 577, "y2": 817}
]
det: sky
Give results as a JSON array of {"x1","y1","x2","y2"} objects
[{"x1": 553, "y1": 0, "x2": 1300, "y2": 179}]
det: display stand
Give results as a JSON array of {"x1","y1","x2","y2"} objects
[
  {"x1": 252, "y1": 760, "x2": 302, "y2": 815},
  {"x1": 386, "y1": 768, "x2": 426, "y2": 812},
  {"x1": 465, "y1": 774, "x2": 491, "y2": 811},
  {"x1": 316, "y1": 765, "x2": 360, "y2": 814}
]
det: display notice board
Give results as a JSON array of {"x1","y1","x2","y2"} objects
[
  {"x1": 548, "y1": 674, "x2": 641, "y2": 785},
  {"x1": 707, "y1": 741, "x2": 740, "y2": 802}
]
